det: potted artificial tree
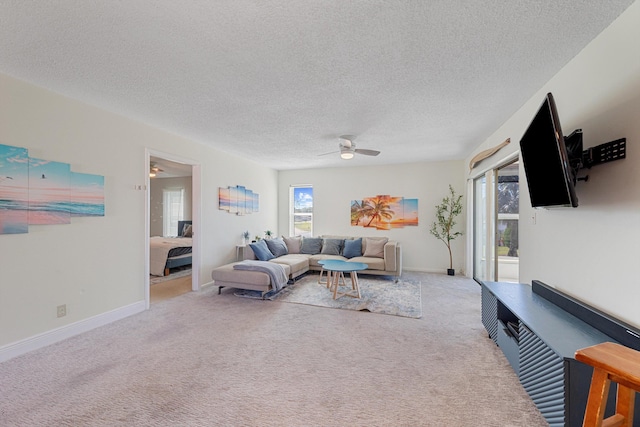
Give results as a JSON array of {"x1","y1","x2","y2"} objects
[{"x1": 430, "y1": 185, "x2": 463, "y2": 276}]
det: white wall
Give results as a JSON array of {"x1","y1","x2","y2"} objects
[
  {"x1": 149, "y1": 176, "x2": 192, "y2": 237},
  {"x1": 278, "y1": 161, "x2": 466, "y2": 273},
  {"x1": 0, "y1": 73, "x2": 279, "y2": 349},
  {"x1": 465, "y1": 2, "x2": 640, "y2": 328}
]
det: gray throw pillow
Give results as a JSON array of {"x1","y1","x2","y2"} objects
[
  {"x1": 249, "y1": 240, "x2": 275, "y2": 261},
  {"x1": 300, "y1": 237, "x2": 322, "y2": 255},
  {"x1": 343, "y1": 238, "x2": 362, "y2": 258},
  {"x1": 321, "y1": 238, "x2": 343, "y2": 255},
  {"x1": 265, "y1": 237, "x2": 288, "y2": 257}
]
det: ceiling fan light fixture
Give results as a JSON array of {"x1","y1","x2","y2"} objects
[
  {"x1": 340, "y1": 151, "x2": 354, "y2": 160},
  {"x1": 149, "y1": 171, "x2": 156, "y2": 177}
]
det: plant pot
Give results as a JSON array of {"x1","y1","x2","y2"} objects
[{"x1": 447, "y1": 268, "x2": 455, "y2": 276}]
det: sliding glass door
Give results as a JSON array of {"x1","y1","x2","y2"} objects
[{"x1": 473, "y1": 160, "x2": 519, "y2": 283}]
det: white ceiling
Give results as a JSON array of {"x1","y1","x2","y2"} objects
[{"x1": 0, "y1": 1, "x2": 634, "y2": 170}]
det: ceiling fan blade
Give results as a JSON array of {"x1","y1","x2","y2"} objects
[
  {"x1": 355, "y1": 149, "x2": 380, "y2": 156},
  {"x1": 318, "y1": 150, "x2": 340, "y2": 156}
]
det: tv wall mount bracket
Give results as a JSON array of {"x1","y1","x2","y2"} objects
[
  {"x1": 573, "y1": 135, "x2": 626, "y2": 182},
  {"x1": 582, "y1": 137, "x2": 626, "y2": 169}
]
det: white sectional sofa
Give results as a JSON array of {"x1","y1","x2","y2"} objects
[{"x1": 211, "y1": 235, "x2": 402, "y2": 297}]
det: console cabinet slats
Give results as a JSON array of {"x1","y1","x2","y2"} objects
[
  {"x1": 519, "y1": 324, "x2": 566, "y2": 427},
  {"x1": 481, "y1": 285, "x2": 498, "y2": 343}
]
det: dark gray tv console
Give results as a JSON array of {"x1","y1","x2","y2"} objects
[{"x1": 481, "y1": 280, "x2": 640, "y2": 427}]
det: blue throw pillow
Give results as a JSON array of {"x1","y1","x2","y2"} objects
[
  {"x1": 265, "y1": 237, "x2": 288, "y2": 257},
  {"x1": 300, "y1": 237, "x2": 323, "y2": 255},
  {"x1": 249, "y1": 240, "x2": 275, "y2": 261},
  {"x1": 343, "y1": 238, "x2": 362, "y2": 259}
]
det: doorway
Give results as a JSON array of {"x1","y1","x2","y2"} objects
[
  {"x1": 473, "y1": 159, "x2": 520, "y2": 283},
  {"x1": 145, "y1": 149, "x2": 201, "y2": 308}
]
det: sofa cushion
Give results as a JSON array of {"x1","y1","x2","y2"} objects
[
  {"x1": 350, "y1": 256, "x2": 385, "y2": 271},
  {"x1": 343, "y1": 238, "x2": 362, "y2": 258},
  {"x1": 211, "y1": 262, "x2": 291, "y2": 286},
  {"x1": 363, "y1": 237, "x2": 388, "y2": 258},
  {"x1": 270, "y1": 255, "x2": 309, "y2": 278},
  {"x1": 321, "y1": 238, "x2": 343, "y2": 255},
  {"x1": 265, "y1": 237, "x2": 288, "y2": 257},
  {"x1": 308, "y1": 254, "x2": 346, "y2": 268},
  {"x1": 283, "y1": 236, "x2": 302, "y2": 254},
  {"x1": 249, "y1": 240, "x2": 275, "y2": 261},
  {"x1": 300, "y1": 237, "x2": 323, "y2": 254}
]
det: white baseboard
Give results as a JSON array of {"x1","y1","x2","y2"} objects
[{"x1": 0, "y1": 301, "x2": 146, "y2": 363}]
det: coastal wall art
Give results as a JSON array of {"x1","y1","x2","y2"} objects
[
  {"x1": 351, "y1": 195, "x2": 418, "y2": 230},
  {"x1": 219, "y1": 185, "x2": 259, "y2": 215},
  {"x1": 0, "y1": 143, "x2": 105, "y2": 235}
]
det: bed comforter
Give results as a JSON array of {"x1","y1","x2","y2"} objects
[{"x1": 150, "y1": 236, "x2": 193, "y2": 276}]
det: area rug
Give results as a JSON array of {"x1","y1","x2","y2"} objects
[
  {"x1": 267, "y1": 274, "x2": 422, "y2": 318},
  {"x1": 150, "y1": 267, "x2": 192, "y2": 285}
]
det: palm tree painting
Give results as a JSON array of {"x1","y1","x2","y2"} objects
[{"x1": 351, "y1": 195, "x2": 418, "y2": 229}]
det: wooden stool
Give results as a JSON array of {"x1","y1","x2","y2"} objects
[{"x1": 575, "y1": 342, "x2": 640, "y2": 427}]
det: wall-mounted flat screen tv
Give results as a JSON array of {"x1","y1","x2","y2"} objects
[{"x1": 520, "y1": 92, "x2": 579, "y2": 208}]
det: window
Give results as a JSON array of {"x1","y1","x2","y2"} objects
[
  {"x1": 289, "y1": 186, "x2": 313, "y2": 237},
  {"x1": 163, "y1": 188, "x2": 184, "y2": 236}
]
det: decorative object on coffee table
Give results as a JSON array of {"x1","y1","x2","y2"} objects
[{"x1": 430, "y1": 185, "x2": 463, "y2": 276}]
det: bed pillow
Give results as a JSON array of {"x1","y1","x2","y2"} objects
[
  {"x1": 283, "y1": 236, "x2": 302, "y2": 254},
  {"x1": 300, "y1": 237, "x2": 323, "y2": 255},
  {"x1": 363, "y1": 237, "x2": 388, "y2": 258},
  {"x1": 182, "y1": 223, "x2": 193, "y2": 237},
  {"x1": 265, "y1": 237, "x2": 288, "y2": 257},
  {"x1": 343, "y1": 238, "x2": 362, "y2": 259},
  {"x1": 249, "y1": 240, "x2": 275, "y2": 261},
  {"x1": 321, "y1": 238, "x2": 343, "y2": 255}
]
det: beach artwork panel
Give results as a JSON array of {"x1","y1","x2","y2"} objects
[
  {"x1": 218, "y1": 187, "x2": 230, "y2": 211},
  {"x1": 28, "y1": 158, "x2": 71, "y2": 225},
  {"x1": 0, "y1": 144, "x2": 29, "y2": 234},
  {"x1": 70, "y1": 172, "x2": 105, "y2": 217},
  {"x1": 218, "y1": 185, "x2": 259, "y2": 215},
  {"x1": 351, "y1": 194, "x2": 419, "y2": 230}
]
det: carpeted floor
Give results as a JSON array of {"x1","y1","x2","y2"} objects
[{"x1": 0, "y1": 272, "x2": 548, "y2": 426}]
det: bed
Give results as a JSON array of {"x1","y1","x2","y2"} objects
[{"x1": 150, "y1": 220, "x2": 193, "y2": 276}]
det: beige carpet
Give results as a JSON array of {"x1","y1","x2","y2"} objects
[{"x1": 0, "y1": 272, "x2": 548, "y2": 426}]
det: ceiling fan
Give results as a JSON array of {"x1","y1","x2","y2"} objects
[
  {"x1": 320, "y1": 135, "x2": 381, "y2": 160},
  {"x1": 149, "y1": 162, "x2": 163, "y2": 177}
]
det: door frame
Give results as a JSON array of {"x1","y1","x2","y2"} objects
[
  {"x1": 144, "y1": 148, "x2": 201, "y2": 309},
  {"x1": 468, "y1": 152, "x2": 519, "y2": 282}
]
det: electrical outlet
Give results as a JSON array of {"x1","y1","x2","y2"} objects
[{"x1": 57, "y1": 304, "x2": 66, "y2": 318}]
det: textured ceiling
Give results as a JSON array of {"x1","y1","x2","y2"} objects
[{"x1": 0, "y1": 1, "x2": 634, "y2": 170}]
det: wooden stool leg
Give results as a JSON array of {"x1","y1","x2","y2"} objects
[
  {"x1": 615, "y1": 385, "x2": 635, "y2": 427},
  {"x1": 583, "y1": 368, "x2": 611, "y2": 427}
]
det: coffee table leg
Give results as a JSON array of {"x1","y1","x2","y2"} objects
[{"x1": 350, "y1": 271, "x2": 361, "y2": 298}]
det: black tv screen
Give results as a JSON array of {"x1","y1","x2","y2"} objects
[{"x1": 519, "y1": 93, "x2": 579, "y2": 208}]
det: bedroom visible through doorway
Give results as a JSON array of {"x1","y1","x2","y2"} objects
[{"x1": 147, "y1": 153, "x2": 198, "y2": 305}]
